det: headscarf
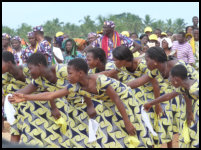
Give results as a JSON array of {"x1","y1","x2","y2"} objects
[
  {"x1": 160, "y1": 37, "x2": 173, "y2": 48},
  {"x1": 11, "y1": 36, "x2": 21, "y2": 42},
  {"x1": 87, "y1": 32, "x2": 97, "y2": 38},
  {"x1": 33, "y1": 26, "x2": 44, "y2": 32},
  {"x1": 104, "y1": 21, "x2": 115, "y2": 28},
  {"x1": 74, "y1": 38, "x2": 87, "y2": 50},
  {"x1": 62, "y1": 38, "x2": 77, "y2": 57},
  {"x1": 2, "y1": 33, "x2": 11, "y2": 39},
  {"x1": 27, "y1": 31, "x2": 35, "y2": 37},
  {"x1": 121, "y1": 31, "x2": 130, "y2": 37}
]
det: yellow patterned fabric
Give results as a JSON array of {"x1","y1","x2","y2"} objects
[
  {"x1": 117, "y1": 59, "x2": 173, "y2": 145},
  {"x1": 175, "y1": 80, "x2": 199, "y2": 148},
  {"x1": 21, "y1": 64, "x2": 98, "y2": 148},
  {"x1": 67, "y1": 74, "x2": 153, "y2": 148},
  {"x1": 2, "y1": 65, "x2": 31, "y2": 136},
  {"x1": 147, "y1": 59, "x2": 199, "y2": 145}
]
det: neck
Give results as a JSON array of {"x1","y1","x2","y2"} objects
[
  {"x1": 79, "y1": 75, "x2": 89, "y2": 87},
  {"x1": 181, "y1": 79, "x2": 194, "y2": 90},
  {"x1": 31, "y1": 43, "x2": 37, "y2": 49},
  {"x1": 97, "y1": 63, "x2": 105, "y2": 72},
  {"x1": 9, "y1": 65, "x2": 21, "y2": 77},
  {"x1": 15, "y1": 47, "x2": 21, "y2": 52},
  {"x1": 41, "y1": 67, "x2": 52, "y2": 79},
  {"x1": 108, "y1": 31, "x2": 114, "y2": 39},
  {"x1": 38, "y1": 36, "x2": 44, "y2": 43}
]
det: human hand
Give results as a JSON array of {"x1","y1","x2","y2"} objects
[
  {"x1": 87, "y1": 105, "x2": 97, "y2": 119},
  {"x1": 125, "y1": 121, "x2": 136, "y2": 136},
  {"x1": 155, "y1": 104, "x2": 164, "y2": 119},
  {"x1": 51, "y1": 108, "x2": 61, "y2": 120},
  {"x1": 143, "y1": 103, "x2": 152, "y2": 112},
  {"x1": 186, "y1": 111, "x2": 195, "y2": 127},
  {"x1": 8, "y1": 93, "x2": 26, "y2": 103}
]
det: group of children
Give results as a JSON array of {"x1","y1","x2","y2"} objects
[{"x1": 2, "y1": 45, "x2": 199, "y2": 148}]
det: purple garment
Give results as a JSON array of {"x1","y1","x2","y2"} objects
[
  {"x1": 37, "y1": 40, "x2": 52, "y2": 64},
  {"x1": 21, "y1": 45, "x2": 34, "y2": 63}
]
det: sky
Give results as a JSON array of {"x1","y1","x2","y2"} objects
[{"x1": 2, "y1": 2, "x2": 199, "y2": 30}]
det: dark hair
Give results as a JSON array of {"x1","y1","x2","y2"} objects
[
  {"x1": 44, "y1": 36, "x2": 52, "y2": 43},
  {"x1": 192, "y1": 16, "x2": 198, "y2": 19},
  {"x1": 178, "y1": 31, "x2": 186, "y2": 38},
  {"x1": 171, "y1": 64, "x2": 187, "y2": 80},
  {"x1": 140, "y1": 34, "x2": 148, "y2": 40},
  {"x1": 87, "y1": 48, "x2": 106, "y2": 65},
  {"x1": 112, "y1": 45, "x2": 133, "y2": 62},
  {"x1": 27, "y1": 52, "x2": 47, "y2": 67},
  {"x1": 185, "y1": 26, "x2": 194, "y2": 33},
  {"x1": 2, "y1": 51, "x2": 16, "y2": 64},
  {"x1": 146, "y1": 46, "x2": 168, "y2": 63},
  {"x1": 68, "y1": 58, "x2": 88, "y2": 74},
  {"x1": 130, "y1": 32, "x2": 138, "y2": 38}
]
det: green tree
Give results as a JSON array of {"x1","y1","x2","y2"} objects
[
  {"x1": 2, "y1": 26, "x2": 16, "y2": 37},
  {"x1": 16, "y1": 23, "x2": 32, "y2": 41}
]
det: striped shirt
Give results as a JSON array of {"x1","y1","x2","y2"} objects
[{"x1": 171, "y1": 41, "x2": 195, "y2": 64}]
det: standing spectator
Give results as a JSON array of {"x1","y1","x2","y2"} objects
[
  {"x1": 160, "y1": 32, "x2": 167, "y2": 39},
  {"x1": 87, "y1": 32, "x2": 97, "y2": 45},
  {"x1": 21, "y1": 32, "x2": 38, "y2": 63},
  {"x1": 130, "y1": 32, "x2": 141, "y2": 44},
  {"x1": 144, "y1": 26, "x2": 153, "y2": 37},
  {"x1": 33, "y1": 25, "x2": 52, "y2": 65},
  {"x1": 154, "y1": 28, "x2": 162, "y2": 42},
  {"x1": 11, "y1": 36, "x2": 24, "y2": 65},
  {"x1": 2, "y1": 33, "x2": 13, "y2": 53},
  {"x1": 160, "y1": 37, "x2": 175, "y2": 56},
  {"x1": 147, "y1": 34, "x2": 160, "y2": 47},
  {"x1": 166, "y1": 31, "x2": 173, "y2": 38},
  {"x1": 185, "y1": 26, "x2": 194, "y2": 41},
  {"x1": 192, "y1": 16, "x2": 199, "y2": 29},
  {"x1": 189, "y1": 28, "x2": 199, "y2": 71},
  {"x1": 84, "y1": 21, "x2": 141, "y2": 60},
  {"x1": 139, "y1": 34, "x2": 149, "y2": 46},
  {"x1": 171, "y1": 32, "x2": 195, "y2": 65}
]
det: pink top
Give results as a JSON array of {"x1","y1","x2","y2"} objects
[{"x1": 171, "y1": 41, "x2": 195, "y2": 64}]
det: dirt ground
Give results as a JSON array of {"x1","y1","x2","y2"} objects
[{"x1": 2, "y1": 121, "x2": 179, "y2": 148}]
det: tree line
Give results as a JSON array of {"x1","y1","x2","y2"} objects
[{"x1": 2, "y1": 13, "x2": 187, "y2": 41}]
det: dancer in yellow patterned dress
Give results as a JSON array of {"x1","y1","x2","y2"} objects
[
  {"x1": 9, "y1": 53, "x2": 98, "y2": 148},
  {"x1": 2, "y1": 51, "x2": 32, "y2": 143},
  {"x1": 144, "y1": 64, "x2": 199, "y2": 148},
  {"x1": 127, "y1": 46, "x2": 199, "y2": 147},
  {"x1": 112, "y1": 45, "x2": 173, "y2": 147},
  {"x1": 10, "y1": 58, "x2": 153, "y2": 148}
]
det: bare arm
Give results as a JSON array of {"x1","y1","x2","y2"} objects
[
  {"x1": 10, "y1": 88, "x2": 69, "y2": 103},
  {"x1": 127, "y1": 74, "x2": 151, "y2": 89},
  {"x1": 16, "y1": 83, "x2": 38, "y2": 94},
  {"x1": 97, "y1": 69, "x2": 119, "y2": 79},
  {"x1": 106, "y1": 85, "x2": 136, "y2": 135},
  {"x1": 84, "y1": 96, "x2": 97, "y2": 118},
  {"x1": 183, "y1": 94, "x2": 194, "y2": 127},
  {"x1": 131, "y1": 41, "x2": 141, "y2": 53}
]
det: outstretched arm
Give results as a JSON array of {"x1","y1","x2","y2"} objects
[
  {"x1": 106, "y1": 85, "x2": 136, "y2": 136},
  {"x1": 9, "y1": 88, "x2": 69, "y2": 103},
  {"x1": 84, "y1": 96, "x2": 97, "y2": 118},
  {"x1": 144, "y1": 91, "x2": 179, "y2": 111},
  {"x1": 127, "y1": 74, "x2": 151, "y2": 89}
]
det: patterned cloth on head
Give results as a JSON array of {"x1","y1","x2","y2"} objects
[
  {"x1": 33, "y1": 26, "x2": 43, "y2": 32},
  {"x1": 88, "y1": 32, "x2": 97, "y2": 38},
  {"x1": 11, "y1": 36, "x2": 21, "y2": 42},
  {"x1": 104, "y1": 20, "x2": 115, "y2": 28},
  {"x1": 2, "y1": 33, "x2": 11, "y2": 39},
  {"x1": 27, "y1": 32, "x2": 34, "y2": 37}
]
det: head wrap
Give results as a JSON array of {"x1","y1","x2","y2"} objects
[
  {"x1": 144, "y1": 27, "x2": 152, "y2": 33},
  {"x1": 56, "y1": 32, "x2": 64, "y2": 37},
  {"x1": 33, "y1": 26, "x2": 44, "y2": 32},
  {"x1": 27, "y1": 31, "x2": 35, "y2": 37},
  {"x1": 160, "y1": 37, "x2": 173, "y2": 48},
  {"x1": 121, "y1": 31, "x2": 130, "y2": 37},
  {"x1": 11, "y1": 36, "x2": 21, "y2": 42},
  {"x1": 88, "y1": 32, "x2": 97, "y2": 38},
  {"x1": 2, "y1": 33, "x2": 11, "y2": 39},
  {"x1": 149, "y1": 34, "x2": 158, "y2": 41},
  {"x1": 104, "y1": 21, "x2": 115, "y2": 28}
]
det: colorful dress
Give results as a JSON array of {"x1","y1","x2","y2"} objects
[
  {"x1": 21, "y1": 64, "x2": 100, "y2": 148},
  {"x1": 67, "y1": 75, "x2": 153, "y2": 148},
  {"x1": 147, "y1": 59, "x2": 199, "y2": 145},
  {"x1": 63, "y1": 51, "x2": 85, "y2": 64},
  {"x1": 175, "y1": 80, "x2": 199, "y2": 148},
  {"x1": 36, "y1": 40, "x2": 52, "y2": 64},
  {"x1": 117, "y1": 59, "x2": 173, "y2": 145},
  {"x1": 2, "y1": 65, "x2": 31, "y2": 136},
  {"x1": 21, "y1": 43, "x2": 38, "y2": 63}
]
